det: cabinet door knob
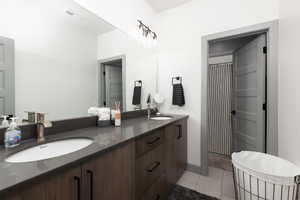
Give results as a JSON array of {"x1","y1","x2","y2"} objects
[{"x1": 74, "y1": 176, "x2": 81, "y2": 200}]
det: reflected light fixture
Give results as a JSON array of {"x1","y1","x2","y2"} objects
[
  {"x1": 136, "y1": 20, "x2": 158, "y2": 48},
  {"x1": 65, "y1": 9, "x2": 75, "y2": 16}
]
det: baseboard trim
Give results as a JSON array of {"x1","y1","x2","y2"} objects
[{"x1": 186, "y1": 164, "x2": 207, "y2": 176}]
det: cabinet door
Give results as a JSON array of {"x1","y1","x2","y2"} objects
[
  {"x1": 58, "y1": 166, "x2": 82, "y2": 200},
  {"x1": 165, "y1": 124, "x2": 177, "y2": 190},
  {"x1": 165, "y1": 119, "x2": 188, "y2": 191},
  {"x1": 1, "y1": 191, "x2": 22, "y2": 200},
  {"x1": 1, "y1": 166, "x2": 82, "y2": 200},
  {"x1": 82, "y1": 142, "x2": 134, "y2": 200},
  {"x1": 174, "y1": 119, "x2": 187, "y2": 178}
]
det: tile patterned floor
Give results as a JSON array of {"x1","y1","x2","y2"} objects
[
  {"x1": 177, "y1": 167, "x2": 236, "y2": 200},
  {"x1": 169, "y1": 185, "x2": 219, "y2": 200},
  {"x1": 208, "y1": 152, "x2": 232, "y2": 171}
]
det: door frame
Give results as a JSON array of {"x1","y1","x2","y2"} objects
[
  {"x1": 200, "y1": 20, "x2": 278, "y2": 175},
  {"x1": 98, "y1": 55, "x2": 126, "y2": 111}
]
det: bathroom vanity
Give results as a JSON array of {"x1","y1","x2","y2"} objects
[{"x1": 0, "y1": 114, "x2": 188, "y2": 200}]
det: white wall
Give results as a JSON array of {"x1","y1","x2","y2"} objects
[
  {"x1": 278, "y1": 0, "x2": 300, "y2": 165},
  {"x1": 98, "y1": 30, "x2": 158, "y2": 111},
  {"x1": 74, "y1": 0, "x2": 156, "y2": 35},
  {"x1": 0, "y1": 0, "x2": 98, "y2": 120},
  {"x1": 155, "y1": 0, "x2": 279, "y2": 167},
  {"x1": 97, "y1": 0, "x2": 279, "y2": 167}
]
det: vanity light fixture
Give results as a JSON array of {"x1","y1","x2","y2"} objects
[{"x1": 136, "y1": 20, "x2": 158, "y2": 48}]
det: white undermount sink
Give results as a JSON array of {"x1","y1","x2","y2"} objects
[
  {"x1": 150, "y1": 116, "x2": 173, "y2": 120},
  {"x1": 5, "y1": 138, "x2": 93, "y2": 163}
]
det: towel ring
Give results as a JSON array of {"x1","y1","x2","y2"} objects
[
  {"x1": 134, "y1": 80, "x2": 142, "y2": 87},
  {"x1": 172, "y1": 76, "x2": 182, "y2": 85}
]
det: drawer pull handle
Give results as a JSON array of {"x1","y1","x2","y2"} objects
[
  {"x1": 176, "y1": 125, "x2": 182, "y2": 139},
  {"x1": 74, "y1": 176, "x2": 81, "y2": 200},
  {"x1": 146, "y1": 137, "x2": 161, "y2": 145},
  {"x1": 87, "y1": 170, "x2": 94, "y2": 200},
  {"x1": 146, "y1": 161, "x2": 161, "y2": 173}
]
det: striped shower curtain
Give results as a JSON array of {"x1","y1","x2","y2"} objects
[{"x1": 208, "y1": 63, "x2": 233, "y2": 156}]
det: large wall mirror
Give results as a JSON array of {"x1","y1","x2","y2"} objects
[{"x1": 0, "y1": 0, "x2": 158, "y2": 121}]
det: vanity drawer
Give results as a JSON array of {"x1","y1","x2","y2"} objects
[
  {"x1": 135, "y1": 129, "x2": 164, "y2": 158},
  {"x1": 136, "y1": 144, "x2": 165, "y2": 199},
  {"x1": 142, "y1": 174, "x2": 168, "y2": 200}
]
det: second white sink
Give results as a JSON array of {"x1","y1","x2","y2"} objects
[
  {"x1": 150, "y1": 116, "x2": 173, "y2": 120},
  {"x1": 5, "y1": 138, "x2": 93, "y2": 163}
]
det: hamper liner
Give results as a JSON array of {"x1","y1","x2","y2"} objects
[{"x1": 232, "y1": 151, "x2": 300, "y2": 200}]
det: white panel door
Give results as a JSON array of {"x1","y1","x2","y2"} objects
[
  {"x1": 233, "y1": 34, "x2": 266, "y2": 153},
  {"x1": 105, "y1": 65, "x2": 122, "y2": 109},
  {"x1": 0, "y1": 36, "x2": 14, "y2": 115}
]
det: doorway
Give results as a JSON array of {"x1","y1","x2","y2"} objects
[
  {"x1": 98, "y1": 55, "x2": 126, "y2": 111},
  {"x1": 200, "y1": 21, "x2": 278, "y2": 175}
]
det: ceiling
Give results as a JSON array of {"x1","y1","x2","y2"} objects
[
  {"x1": 61, "y1": 0, "x2": 116, "y2": 34},
  {"x1": 23, "y1": 0, "x2": 115, "y2": 35},
  {"x1": 146, "y1": 0, "x2": 192, "y2": 12}
]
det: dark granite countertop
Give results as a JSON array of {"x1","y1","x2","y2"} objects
[{"x1": 0, "y1": 114, "x2": 188, "y2": 193}]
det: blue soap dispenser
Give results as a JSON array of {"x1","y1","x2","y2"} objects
[{"x1": 4, "y1": 117, "x2": 21, "y2": 148}]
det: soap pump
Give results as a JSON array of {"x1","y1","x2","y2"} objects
[
  {"x1": 4, "y1": 117, "x2": 21, "y2": 148},
  {"x1": 1, "y1": 115, "x2": 9, "y2": 127}
]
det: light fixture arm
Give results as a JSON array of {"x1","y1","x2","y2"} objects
[{"x1": 137, "y1": 20, "x2": 158, "y2": 40}]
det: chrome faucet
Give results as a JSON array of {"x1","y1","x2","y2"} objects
[
  {"x1": 36, "y1": 113, "x2": 52, "y2": 143},
  {"x1": 147, "y1": 94, "x2": 151, "y2": 120}
]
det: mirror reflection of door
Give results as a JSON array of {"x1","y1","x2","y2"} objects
[
  {"x1": 0, "y1": 36, "x2": 14, "y2": 116},
  {"x1": 100, "y1": 59, "x2": 123, "y2": 110}
]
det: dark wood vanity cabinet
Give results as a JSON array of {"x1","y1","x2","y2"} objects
[
  {"x1": 135, "y1": 118, "x2": 187, "y2": 200},
  {"x1": 2, "y1": 118, "x2": 187, "y2": 200},
  {"x1": 2, "y1": 142, "x2": 134, "y2": 200},
  {"x1": 2, "y1": 165, "x2": 82, "y2": 200},
  {"x1": 165, "y1": 119, "x2": 188, "y2": 190},
  {"x1": 81, "y1": 142, "x2": 134, "y2": 200}
]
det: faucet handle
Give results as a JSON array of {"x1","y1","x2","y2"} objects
[
  {"x1": 37, "y1": 112, "x2": 46, "y2": 123},
  {"x1": 36, "y1": 113, "x2": 50, "y2": 122},
  {"x1": 37, "y1": 113, "x2": 52, "y2": 128},
  {"x1": 43, "y1": 121, "x2": 52, "y2": 128},
  {"x1": 146, "y1": 94, "x2": 151, "y2": 104}
]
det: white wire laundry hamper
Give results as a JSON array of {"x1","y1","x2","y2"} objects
[{"x1": 232, "y1": 151, "x2": 300, "y2": 200}]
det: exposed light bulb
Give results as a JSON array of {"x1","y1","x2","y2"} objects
[{"x1": 152, "y1": 38, "x2": 158, "y2": 47}]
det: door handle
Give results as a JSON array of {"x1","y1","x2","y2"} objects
[
  {"x1": 176, "y1": 124, "x2": 182, "y2": 139},
  {"x1": 146, "y1": 137, "x2": 161, "y2": 145},
  {"x1": 231, "y1": 110, "x2": 236, "y2": 115},
  {"x1": 146, "y1": 161, "x2": 161, "y2": 173},
  {"x1": 86, "y1": 170, "x2": 94, "y2": 200},
  {"x1": 74, "y1": 176, "x2": 81, "y2": 200}
]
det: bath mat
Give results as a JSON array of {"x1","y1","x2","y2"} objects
[{"x1": 168, "y1": 185, "x2": 220, "y2": 200}]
